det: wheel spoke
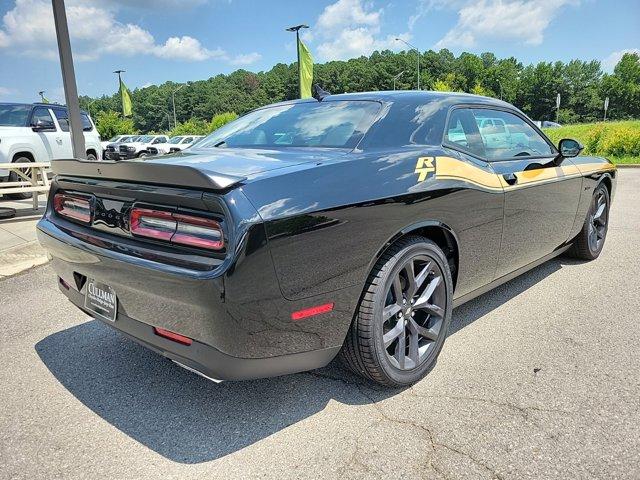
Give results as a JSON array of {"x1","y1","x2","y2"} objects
[
  {"x1": 594, "y1": 202, "x2": 605, "y2": 220},
  {"x1": 394, "y1": 328, "x2": 406, "y2": 369},
  {"x1": 418, "y1": 303, "x2": 445, "y2": 318},
  {"x1": 408, "y1": 328, "x2": 419, "y2": 364},
  {"x1": 384, "y1": 318, "x2": 404, "y2": 348},
  {"x1": 403, "y1": 262, "x2": 416, "y2": 298},
  {"x1": 383, "y1": 303, "x2": 402, "y2": 321},
  {"x1": 409, "y1": 317, "x2": 439, "y2": 342},
  {"x1": 392, "y1": 274, "x2": 403, "y2": 304},
  {"x1": 414, "y1": 261, "x2": 432, "y2": 292},
  {"x1": 413, "y1": 275, "x2": 441, "y2": 309}
]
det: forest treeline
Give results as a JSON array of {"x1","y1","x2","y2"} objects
[{"x1": 80, "y1": 50, "x2": 640, "y2": 134}]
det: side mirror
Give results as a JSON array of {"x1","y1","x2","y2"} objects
[
  {"x1": 558, "y1": 138, "x2": 583, "y2": 158},
  {"x1": 31, "y1": 119, "x2": 55, "y2": 132}
]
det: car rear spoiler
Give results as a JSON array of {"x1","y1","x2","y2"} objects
[{"x1": 51, "y1": 158, "x2": 245, "y2": 191}]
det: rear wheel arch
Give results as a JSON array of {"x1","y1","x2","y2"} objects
[
  {"x1": 599, "y1": 174, "x2": 612, "y2": 197},
  {"x1": 372, "y1": 221, "x2": 460, "y2": 291},
  {"x1": 86, "y1": 148, "x2": 97, "y2": 160},
  {"x1": 12, "y1": 151, "x2": 35, "y2": 163}
]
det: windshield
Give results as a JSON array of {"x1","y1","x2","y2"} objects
[
  {"x1": 197, "y1": 100, "x2": 381, "y2": 149},
  {"x1": 168, "y1": 136, "x2": 183, "y2": 144},
  {"x1": 137, "y1": 135, "x2": 153, "y2": 143},
  {"x1": 108, "y1": 136, "x2": 120, "y2": 142},
  {"x1": 0, "y1": 104, "x2": 31, "y2": 127}
]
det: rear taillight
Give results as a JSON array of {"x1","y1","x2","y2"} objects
[
  {"x1": 129, "y1": 207, "x2": 223, "y2": 250},
  {"x1": 53, "y1": 193, "x2": 92, "y2": 224}
]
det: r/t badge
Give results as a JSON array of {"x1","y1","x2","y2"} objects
[{"x1": 415, "y1": 156, "x2": 435, "y2": 181}]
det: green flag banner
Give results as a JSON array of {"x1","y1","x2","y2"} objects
[
  {"x1": 298, "y1": 38, "x2": 313, "y2": 99},
  {"x1": 41, "y1": 96, "x2": 50, "y2": 104},
  {"x1": 119, "y1": 78, "x2": 132, "y2": 116}
]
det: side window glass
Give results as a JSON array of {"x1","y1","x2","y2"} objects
[
  {"x1": 183, "y1": 137, "x2": 193, "y2": 143},
  {"x1": 81, "y1": 113, "x2": 93, "y2": 131},
  {"x1": 53, "y1": 109, "x2": 69, "y2": 132},
  {"x1": 471, "y1": 109, "x2": 554, "y2": 160},
  {"x1": 444, "y1": 108, "x2": 485, "y2": 158},
  {"x1": 31, "y1": 107, "x2": 55, "y2": 130}
]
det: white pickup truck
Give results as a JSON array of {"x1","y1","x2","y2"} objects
[
  {"x1": 147, "y1": 135, "x2": 205, "y2": 155},
  {"x1": 0, "y1": 102, "x2": 102, "y2": 198},
  {"x1": 114, "y1": 134, "x2": 169, "y2": 160}
]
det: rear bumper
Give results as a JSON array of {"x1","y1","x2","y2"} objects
[{"x1": 59, "y1": 282, "x2": 339, "y2": 381}]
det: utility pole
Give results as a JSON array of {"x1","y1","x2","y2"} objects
[
  {"x1": 113, "y1": 69, "x2": 125, "y2": 115},
  {"x1": 172, "y1": 84, "x2": 184, "y2": 129},
  {"x1": 556, "y1": 93, "x2": 561, "y2": 123},
  {"x1": 51, "y1": 0, "x2": 86, "y2": 159},
  {"x1": 286, "y1": 24, "x2": 309, "y2": 98},
  {"x1": 393, "y1": 71, "x2": 405, "y2": 90},
  {"x1": 395, "y1": 38, "x2": 420, "y2": 90},
  {"x1": 604, "y1": 97, "x2": 609, "y2": 122}
]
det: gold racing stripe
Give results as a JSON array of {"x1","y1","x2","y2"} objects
[{"x1": 422, "y1": 156, "x2": 614, "y2": 192}]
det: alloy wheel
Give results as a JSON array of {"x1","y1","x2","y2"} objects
[
  {"x1": 588, "y1": 189, "x2": 608, "y2": 253},
  {"x1": 382, "y1": 254, "x2": 447, "y2": 370}
]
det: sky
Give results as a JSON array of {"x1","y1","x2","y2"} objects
[{"x1": 0, "y1": 0, "x2": 638, "y2": 103}]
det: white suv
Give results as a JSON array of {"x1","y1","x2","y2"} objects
[
  {"x1": 116, "y1": 134, "x2": 169, "y2": 159},
  {"x1": 0, "y1": 102, "x2": 102, "y2": 197}
]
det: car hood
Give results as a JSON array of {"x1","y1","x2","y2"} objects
[{"x1": 146, "y1": 147, "x2": 349, "y2": 179}]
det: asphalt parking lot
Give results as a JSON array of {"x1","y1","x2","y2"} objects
[{"x1": 1, "y1": 170, "x2": 639, "y2": 480}]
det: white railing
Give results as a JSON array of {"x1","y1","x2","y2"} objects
[{"x1": 0, "y1": 162, "x2": 51, "y2": 209}]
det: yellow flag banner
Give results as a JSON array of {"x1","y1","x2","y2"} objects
[
  {"x1": 298, "y1": 38, "x2": 313, "y2": 99},
  {"x1": 119, "y1": 79, "x2": 132, "y2": 117}
]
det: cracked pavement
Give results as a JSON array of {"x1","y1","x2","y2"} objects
[{"x1": 1, "y1": 170, "x2": 639, "y2": 479}]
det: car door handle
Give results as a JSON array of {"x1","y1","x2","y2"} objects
[
  {"x1": 56, "y1": 138, "x2": 63, "y2": 145},
  {"x1": 503, "y1": 173, "x2": 518, "y2": 185}
]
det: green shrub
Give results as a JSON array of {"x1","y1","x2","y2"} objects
[
  {"x1": 95, "y1": 111, "x2": 136, "y2": 140},
  {"x1": 543, "y1": 120, "x2": 640, "y2": 160},
  {"x1": 209, "y1": 112, "x2": 238, "y2": 132}
]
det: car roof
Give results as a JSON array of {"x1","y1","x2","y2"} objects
[
  {"x1": 264, "y1": 90, "x2": 514, "y2": 109},
  {"x1": 0, "y1": 102, "x2": 90, "y2": 115}
]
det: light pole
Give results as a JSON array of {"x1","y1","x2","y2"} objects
[
  {"x1": 52, "y1": 0, "x2": 85, "y2": 159},
  {"x1": 286, "y1": 24, "x2": 309, "y2": 98},
  {"x1": 393, "y1": 71, "x2": 405, "y2": 90},
  {"x1": 395, "y1": 38, "x2": 420, "y2": 90},
  {"x1": 113, "y1": 69, "x2": 126, "y2": 115},
  {"x1": 172, "y1": 84, "x2": 184, "y2": 128}
]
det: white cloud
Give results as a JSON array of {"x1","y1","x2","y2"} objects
[
  {"x1": 313, "y1": 0, "x2": 410, "y2": 61},
  {"x1": 0, "y1": 86, "x2": 14, "y2": 97},
  {"x1": 0, "y1": 0, "x2": 255, "y2": 63},
  {"x1": 602, "y1": 48, "x2": 640, "y2": 72},
  {"x1": 435, "y1": 0, "x2": 579, "y2": 49},
  {"x1": 230, "y1": 52, "x2": 262, "y2": 65},
  {"x1": 408, "y1": 0, "x2": 466, "y2": 30},
  {"x1": 154, "y1": 36, "x2": 226, "y2": 61}
]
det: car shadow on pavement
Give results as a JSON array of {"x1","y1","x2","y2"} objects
[{"x1": 35, "y1": 256, "x2": 574, "y2": 464}]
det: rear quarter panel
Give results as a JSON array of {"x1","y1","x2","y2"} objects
[{"x1": 240, "y1": 148, "x2": 505, "y2": 302}]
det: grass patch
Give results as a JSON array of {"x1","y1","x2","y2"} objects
[{"x1": 543, "y1": 120, "x2": 640, "y2": 164}]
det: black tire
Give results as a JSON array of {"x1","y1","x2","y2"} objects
[
  {"x1": 86, "y1": 152, "x2": 97, "y2": 161},
  {"x1": 6, "y1": 156, "x2": 33, "y2": 200},
  {"x1": 137, "y1": 151, "x2": 148, "y2": 158},
  {"x1": 569, "y1": 183, "x2": 610, "y2": 260},
  {"x1": 340, "y1": 236, "x2": 453, "y2": 387}
]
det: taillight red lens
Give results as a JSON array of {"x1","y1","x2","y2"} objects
[
  {"x1": 53, "y1": 193, "x2": 92, "y2": 224},
  {"x1": 130, "y1": 208, "x2": 175, "y2": 241},
  {"x1": 129, "y1": 207, "x2": 223, "y2": 250},
  {"x1": 153, "y1": 327, "x2": 192, "y2": 345}
]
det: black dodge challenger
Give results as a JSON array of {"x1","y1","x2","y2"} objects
[{"x1": 37, "y1": 91, "x2": 616, "y2": 387}]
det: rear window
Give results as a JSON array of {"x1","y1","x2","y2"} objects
[
  {"x1": 0, "y1": 104, "x2": 31, "y2": 127},
  {"x1": 197, "y1": 100, "x2": 381, "y2": 149}
]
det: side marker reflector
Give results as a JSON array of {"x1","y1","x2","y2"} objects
[
  {"x1": 154, "y1": 327, "x2": 193, "y2": 346},
  {"x1": 291, "y1": 302, "x2": 334, "y2": 321}
]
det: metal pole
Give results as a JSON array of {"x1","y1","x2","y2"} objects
[
  {"x1": 51, "y1": 0, "x2": 85, "y2": 159},
  {"x1": 393, "y1": 71, "x2": 405, "y2": 90},
  {"x1": 114, "y1": 70, "x2": 125, "y2": 116},
  {"x1": 286, "y1": 24, "x2": 309, "y2": 98},
  {"x1": 172, "y1": 84, "x2": 184, "y2": 128},
  {"x1": 395, "y1": 38, "x2": 420, "y2": 90}
]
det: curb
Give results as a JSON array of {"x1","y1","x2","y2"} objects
[
  {"x1": 0, "y1": 241, "x2": 49, "y2": 278},
  {"x1": 616, "y1": 164, "x2": 640, "y2": 168}
]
